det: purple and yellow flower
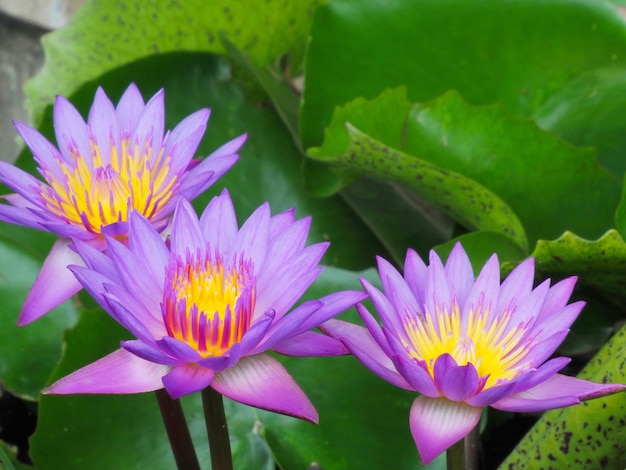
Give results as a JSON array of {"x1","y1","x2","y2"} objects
[
  {"x1": 323, "y1": 243, "x2": 625, "y2": 464},
  {"x1": 45, "y1": 191, "x2": 365, "y2": 422},
  {"x1": 0, "y1": 84, "x2": 245, "y2": 326}
]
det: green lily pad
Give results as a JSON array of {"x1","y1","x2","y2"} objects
[
  {"x1": 499, "y1": 323, "x2": 626, "y2": 469},
  {"x1": 301, "y1": 0, "x2": 626, "y2": 149},
  {"x1": 404, "y1": 91, "x2": 620, "y2": 245},
  {"x1": 531, "y1": 230, "x2": 626, "y2": 308},
  {"x1": 25, "y1": 0, "x2": 321, "y2": 125},
  {"x1": 535, "y1": 66, "x2": 626, "y2": 179}
]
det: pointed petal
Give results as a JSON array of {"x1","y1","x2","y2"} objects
[
  {"x1": 321, "y1": 319, "x2": 414, "y2": 391},
  {"x1": 162, "y1": 363, "x2": 214, "y2": 399},
  {"x1": 0, "y1": 160, "x2": 48, "y2": 204},
  {"x1": 44, "y1": 348, "x2": 168, "y2": 394},
  {"x1": 170, "y1": 198, "x2": 203, "y2": 258},
  {"x1": 392, "y1": 353, "x2": 440, "y2": 397},
  {"x1": 424, "y1": 250, "x2": 454, "y2": 316},
  {"x1": 199, "y1": 189, "x2": 238, "y2": 254},
  {"x1": 127, "y1": 211, "x2": 169, "y2": 283},
  {"x1": 272, "y1": 331, "x2": 349, "y2": 356},
  {"x1": 134, "y1": 89, "x2": 165, "y2": 160},
  {"x1": 265, "y1": 290, "x2": 366, "y2": 348},
  {"x1": 18, "y1": 239, "x2": 83, "y2": 326},
  {"x1": 509, "y1": 356, "x2": 571, "y2": 395},
  {"x1": 491, "y1": 373, "x2": 626, "y2": 412},
  {"x1": 121, "y1": 340, "x2": 182, "y2": 366},
  {"x1": 87, "y1": 87, "x2": 119, "y2": 166},
  {"x1": 179, "y1": 134, "x2": 245, "y2": 200},
  {"x1": 53, "y1": 95, "x2": 91, "y2": 164},
  {"x1": 235, "y1": 201, "x2": 270, "y2": 268},
  {"x1": 157, "y1": 336, "x2": 203, "y2": 362},
  {"x1": 461, "y1": 253, "x2": 500, "y2": 320},
  {"x1": 378, "y1": 256, "x2": 419, "y2": 320},
  {"x1": 115, "y1": 83, "x2": 145, "y2": 133},
  {"x1": 360, "y1": 277, "x2": 405, "y2": 338},
  {"x1": 409, "y1": 396, "x2": 482, "y2": 465},
  {"x1": 11, "y1": 122, "x2": 65, "y2": 181},
  {"x1": 0, "y1": 203, "x2": 47, "y2": 231},
  {"x1": 404, "y1": 248, "x2": 428, "y2": 307},
  {"x1": 443, "y1": 242, "x2": 475, "y2": 307},
  {"x1": 166, "y1": 109, "x2": 211, "y2": 174},
  {"x1": 212, "y1": 354, "x2": 318, "y2": 423},
  {"x1": 495, "y1": 257, "x2": 535, "y2": 315}
]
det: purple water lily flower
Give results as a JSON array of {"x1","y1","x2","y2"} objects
[
  {"x1": 45, "y1": 191, "x2": 365, "y2": 423},
  {"x1": 322, "y1": 243, "x2": 625, "y2": 464},
  {"x1": 0, "y1": 83, "x2": 245, "y2": 326}
]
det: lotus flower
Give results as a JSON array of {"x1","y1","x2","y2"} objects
[
  {"x1": 322, "y1": 243, "x2": 625, "y2": 464},
  {"x1": 45, "y1": 191, "x2": 365, "y2": 423},
  {"x1": 0, "y1": 84, "x2": 245, "y2": 325}
]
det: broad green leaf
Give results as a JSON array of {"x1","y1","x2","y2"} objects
[
  {"x1": 222, "y1": 37, "x2": 302, "y2": 150},
  {"x1": 531, "y1": 230, "x2": 626, "y2": 308},
  {"x1": 499, "y1": 323, "x2": 626, "y2": 469},
  {"x1": 308, "y1": 89, "x2": 528, "y2": 250},
  {"x1": 340, "y1": 178, "x2": 454, "y2": 265},
  {"x1": 535, "y1": 67, "x2": 626, "y2": 179},
  {"x1": 26, "y1": 0, "x2": 321, "y2": 125},
  {"x1": 615, "y1": 173, "x2": 626, "y2": 238},
  {"x1": 312, "y1": 124, "x2": 527, "y2": 250},
  {"x1": 405, "y1": 91, "x2": 621, "y2": 244},
  {"x1": 0, "y1": 228, "x2": 78, "y2": 399},
  {"x1": 301, "y1": 0, "x2": 626, "y2": 149}
]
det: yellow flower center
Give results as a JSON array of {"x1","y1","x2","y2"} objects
[
  {"x1": 40, "y1": 134, "x2": 177, "y2": 234},
  {"x1": 163, "y1": 253, "x2": 255, "y2": 358},
  {"x1": 402, "y1": 296, "x2": 531, "y2": 390}
]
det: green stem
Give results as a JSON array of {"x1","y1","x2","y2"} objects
[
  {"x1": 202, "y1": 387, "x2": 233, "y2": 470},
  {"x1": 447, "y1": 424, "x2": 479, "y2": 470},
  {"x1": 155, "y1": 389, "x2": 200, "y2": 470}
]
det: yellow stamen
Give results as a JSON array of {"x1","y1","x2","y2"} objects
[
  {"x1": 402, "y1": 297, "x2": 531, "y2": 390},
  {"x1": 39, "y1": 134, "x2": 177, "y2": 234},
  {"x1": 163, "y1": 254, "x2": 255, "y2": 358}
]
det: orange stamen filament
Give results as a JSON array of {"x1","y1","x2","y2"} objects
[{"x1": 163, "y1": 252, "x2": 255, "y2": 358}]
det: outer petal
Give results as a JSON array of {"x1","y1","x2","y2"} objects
[
  {"x1": 115, "y1": 83, "x2": 145, "y2": 133},
  {"x1": 170, "y1": 198, "x2": 204, "y2": 258},
  {"x1": 53, "y1": 95, "x2": 91, "y2": 165},
  {"x1": 321, "y1": 319, "x2": 414, "y2": 391},
  {"x1": 162, "y1": 364, "x2": 215, "y2": 399},
  {"x1": 212, "y1": 354, "x2": 318, "y2": 423},
  {"x1": 409, "y1": 396, "x2": 482, "y2": 465},
  {"x1": 491, "y1": 373, "x2": 626, "y2": 412},
  {"x1": 18, "y1": 238, "x2": 83, "y2": 326},
  {"x1": 199, "y1": 189, "x2": 238, "y2": 254},
  {"x1": 178, "y1": 134, "x2": 246, "y2": 200},
  {"x1": 377, "y1": 256, "x2": 419, "y2": 318},
  {"x1": 44, "y1": 348, "x2": 169, "y2": 394},
  {"x1": 165, "y1": 109, "x2": 211, "y2": 175},
  {"x1": 443, "y1": 242, "x2": 475, "y2": 307},
  {"x1": 404, "y1": 248, "x2": 428, "y2": 306},
  {"x1": 272, "y1": 331, "x2": 349, "y2": 356}
]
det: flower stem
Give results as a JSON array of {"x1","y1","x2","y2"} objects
[
  {"x1": 447, "y1": 425, "x2": 479, "y2": 470},
  {"x1": 155, "y1": 389, "x2": 200, "y2": 470},
  {"x1": 202, "y1": 387, "x2": 233, "y2": 470}
]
